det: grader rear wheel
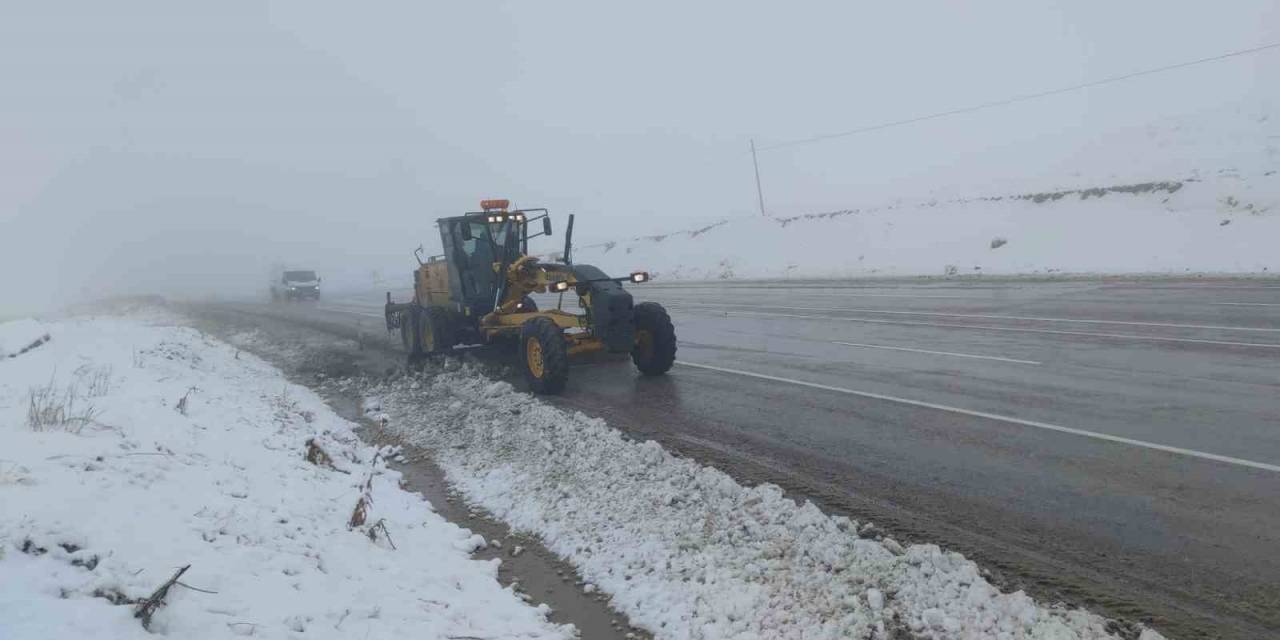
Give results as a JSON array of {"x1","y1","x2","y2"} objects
[
  {"x1": 399, "y1": 310, "x2": 421, "y2": 356},
  {"x1": 417, "y1": 307, "x2": 452, "y2": 355},
  {"x1": 520, "y1": 317, "x2": 568, "y2": 394}
]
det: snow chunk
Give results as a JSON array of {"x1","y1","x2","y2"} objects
[{"x1": 865, "y1": 588, "x2": 884, "y2": 611}]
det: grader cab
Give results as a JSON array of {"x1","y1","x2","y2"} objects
[{"x1": 385, "y1": 199, "x2": 676, "y2": 394}]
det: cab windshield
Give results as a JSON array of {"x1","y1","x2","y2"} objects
[{"x1": 465, "y1": 220, "x2": 525, "y2": 260}]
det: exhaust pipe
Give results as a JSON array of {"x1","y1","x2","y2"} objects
[{"x1": 563, "y1": 213, "x2": 575, "y2": 265}]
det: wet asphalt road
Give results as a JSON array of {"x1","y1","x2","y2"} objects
[{"x1": 214, "y1": 277, "x2": 1280, "y2": 639}]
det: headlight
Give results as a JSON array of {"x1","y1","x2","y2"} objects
[
  {"x1": 550, "y1": 280, "x2": 570, "y2": 293},
  {"x1": 629, "y1": 272, "x2": 650, "y2": 283}
]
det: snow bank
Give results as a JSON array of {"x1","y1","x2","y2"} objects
[
  {"x1": 0, "y1": 313, "x2": 571, "y2": 640},
  {"x1": 0, "y1": 318, "x2": 49, "y2": 358},
  {"x1": 366, "y1": 367, "x2": 1167, "y2": 640}
]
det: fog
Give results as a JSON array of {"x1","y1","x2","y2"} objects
[{"x1": 2, "y1": 1, "x2": 1276, "y2": 314}]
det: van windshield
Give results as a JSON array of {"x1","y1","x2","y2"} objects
[{"x1": 284, "y1": 271, "x2": 316, "y2": 281}]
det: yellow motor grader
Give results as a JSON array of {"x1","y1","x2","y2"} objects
[{"x1": 384, "y1": 199, "x2": 676, "y2": 394}]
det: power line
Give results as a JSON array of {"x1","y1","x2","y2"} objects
[{"x1": 757, "y1": 41, "x2": 1280, "y2": 152}]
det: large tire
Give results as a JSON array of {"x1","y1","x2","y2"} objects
[
  {"x1": 400, "y1": 310, "x2": 422, "y2": 356},
  {"x1": 632, "y1": 302, "x2": 676, "y2": 376},
  {"x1": 418, "y1": 307, "x2": 452, "y2": 355},
  {"x1": 520, "y1": 317, "x2": 569, "y2": 394}
]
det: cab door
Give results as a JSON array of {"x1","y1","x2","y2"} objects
[{"x1": 440, "y1": 218, "x2": 498, "y2": 313}]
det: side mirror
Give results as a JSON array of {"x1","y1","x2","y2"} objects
[
  {"x1": 542, "y1": 217, "x2": 553, "y2": 237},
  {"x1": 317, "y1": 276, "x2": 322, "y2": 283},
  {"x1": 460, "y1": 224, "x2": 474, "y2": 241}
]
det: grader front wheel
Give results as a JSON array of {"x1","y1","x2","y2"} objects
[
  {"x1": 520, "y1": 317, "x2": 569, "y2": 394},
  {"x1": 632, "y1": 302, "x2": 677, "y2": 376}
]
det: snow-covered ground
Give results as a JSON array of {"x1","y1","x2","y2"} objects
[
  {"x1": 362, "y1": 366, "x2": 1167, "y2": 640},
  {"x1": 0, "y1": 310, "x2": 1175, "y2": 639},
  {"x1": 0, "y1": 314, "x2": 571, "y2": 639}
]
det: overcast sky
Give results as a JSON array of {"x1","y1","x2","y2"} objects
[{"x1": 2, "y1": 1, "x2": 1277, "y2": 313}]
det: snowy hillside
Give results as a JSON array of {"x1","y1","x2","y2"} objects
[{"x1": 575, "y1": 103, "x2": 1279, "y2": 279}]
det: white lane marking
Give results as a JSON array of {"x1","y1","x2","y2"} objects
[
  {"x1": 676, "y1": 307, "x2": 1280, "y2": 350},
  {"x1": 1108, "y1": 284, "x2": 1280, "y2": 290},
  {"x1": 322, "y1": 302, "x2": 381, "y2": 310},
  {"x1": 317, "y1": 306, "x2": 384, "y2": 319},
  {"x1": 832, "y1": 341, "x2": 1041, "y2": 365},
  {"x1": 675, "y1": 302, "x2": 1280, "y2": 333},
  {"x1": 658, "y1": 291, "x2": 976, "y2": 300},
  {"x1": 318, "y1": 301, "x2": 383, "y2": 312},
  {"x1": 677, "y1": 361, "x2": 1280, "y2": 474},
  {"x1": 1210, "y1": 302, "x2": 1280, "y2": 307}
]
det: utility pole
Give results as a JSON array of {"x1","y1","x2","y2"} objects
[{"x1": 750, "y1": 138, "x2": 767, "y2": 217}]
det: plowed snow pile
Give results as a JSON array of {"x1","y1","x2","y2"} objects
[
  {"x1": 365, "y1": 365, "x2": 1166, "y2": 640},
  {"x1": 0, "y1": 313, "x2": 570, "y2": 640}
]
